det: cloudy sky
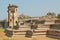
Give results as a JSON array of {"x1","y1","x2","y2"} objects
[{"x1": 0, "y1": 0, "x2": 60, "y2": 20}]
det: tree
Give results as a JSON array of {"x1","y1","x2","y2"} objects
[{"x1": 57, "y1": 14, "x2": 60, "y2": 19}]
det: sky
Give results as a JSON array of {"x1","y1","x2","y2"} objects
[{"x1": 0, "y1": 0, "x2": 60, "y2": 20}]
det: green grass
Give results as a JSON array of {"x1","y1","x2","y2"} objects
[{"x1": 0, "y1": 28, "x2": 4, "y2": 32}]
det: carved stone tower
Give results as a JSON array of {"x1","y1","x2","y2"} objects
[{"x1": 8, "y1": 4, "x2": 18, "y2": 29}]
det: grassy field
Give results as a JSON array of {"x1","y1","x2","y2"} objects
[{"x1": 0, "y1": 28, "x2": 4, "y2": 32}]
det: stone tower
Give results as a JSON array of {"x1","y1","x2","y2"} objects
[{"x1": 8, "y1": 4, "x2": 18, "y2": 29}]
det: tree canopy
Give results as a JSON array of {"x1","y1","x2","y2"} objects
[{"x1": 57, "y1": 14, "x2": 60, "y2": 19}]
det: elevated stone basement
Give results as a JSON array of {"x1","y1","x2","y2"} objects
[{"x1": 5, "y1": 19, "x2": 60, "y2": 38}]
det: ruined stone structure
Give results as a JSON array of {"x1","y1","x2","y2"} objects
[
  {"x1": 5, "y1": 4, "x2": 60, "y2": 38},
  {"x1": 8, "y1": 4, "x2": 18, "y2": 28}
]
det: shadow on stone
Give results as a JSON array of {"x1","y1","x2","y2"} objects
[
  {"x1": 31, "y1": 24, "x2": 38, "y2": 29},
  {"x1": 46, "y1": 30, "x2": 60, "y2": 39},
  {"x1": 25, "y1": 30, "x2": 33, "y2": 38},
  {"x1": 4, "y1": 29, "x2": 13, "y2": 37},
  {"x1": 13, "y1": 22, "x2": 19, "y2": 30},
  {"x1": 13, "y1": 26, "x2": 19, "y2": 30}
]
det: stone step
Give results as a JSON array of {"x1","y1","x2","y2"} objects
[
  {"x1": 49, "y1": 29, "x2": 60, "y2": 31},
  {"x1": 22, "y1": 26, "x2": 49, "y2": 28},
  {"x1": 13, "y1": 34, "x2": 46, "y2": 37},
  {"x1": 13, "y1": 32, "x2": 26, "y2": 35},
  {"x1": 13, "y1": 29, "x2": 48, "y2": 32},
  {"x1": 37, "y1": 28, "x2": 49, "y2": 30},
  {"x1": 13, "y1": 35, "x2": 25, "y2": 37},
  {"x1": 13, "y1": 28, "x2": 31, "y2": 31},
  {"x1": 20, "y1": 24, "x2": 50, "y2": 28},
  {"x1": 19, "y1": 26, "x2": 30, "y2": 28},
  {"x1": 19, "y1": 27, "x2": 49, "y2": 29},
  {"x1": 20, "y1": 25, "x2": 30, "y2": 27},
  {"x1": 34, "y1": 32, "x2": 46, "y2": 35},
  {"x1": 13, "y1": 30, "x2": 47, "y2": 35},
  {"x1": 19, "y1": 28, "x2": 30, "y2": 30},
  {"x1": 14, "y1": 34, "x2": 46, "y2": 35},
  {"x1": 47, "y1": 35, "x2": 60, "y2": 39},
  {"x1": 47, "y1": 30, "x2": 60, "y2": 36},
  {"x1": 14, "y1": 33, "x2": 46, "y2": 35},
  {"x1": 38, "y1": 24, "x2": 49, "y2": 28},
  {"x1": 13, "y1": 28, "x2": 49, "y2": 32}
]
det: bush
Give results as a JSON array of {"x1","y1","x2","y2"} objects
[{"x1": 57, "y1": 14, "x2": 60, "y2": 19}]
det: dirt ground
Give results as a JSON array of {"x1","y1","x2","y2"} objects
[{"x1": 0, "y1": 32, "x2": 58, "y2": 40}]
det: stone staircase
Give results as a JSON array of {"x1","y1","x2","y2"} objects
[
  {"x1": 5, "y1": 23, "x2": 60, "y2": 38},
  {"x1": 12, "y1": 24, "x2": 50, "y2": 37}
]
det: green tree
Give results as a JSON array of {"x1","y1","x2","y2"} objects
[{"x1": 57, "y1": 14, "x2": 60, "y2": 19}]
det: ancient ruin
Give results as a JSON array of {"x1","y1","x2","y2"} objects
[{"x1": 5, "y1": 4, "x2": 60, "y2": 38}]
